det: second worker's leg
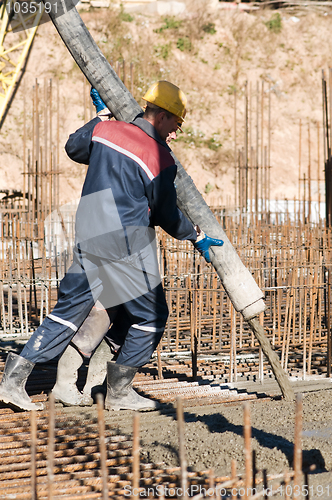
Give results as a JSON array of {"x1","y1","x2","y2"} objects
[{"x1": 51, "y1": 301, "x2": 112, "y2": 406}]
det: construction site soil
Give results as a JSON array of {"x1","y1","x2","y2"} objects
[
  {"x1": 3, "y1": 352, "x2": 332, "y2": 496},
  {"x1": 79, "y1": 385, "x2": 332, "y2": 497}
]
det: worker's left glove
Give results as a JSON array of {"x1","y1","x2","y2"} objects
[
  {"x1": 194, "y1": 230, "x2": 224, "y2": 263},
  {"x1": 90, "y1": 87, "x2": 113, "y2": 118}
]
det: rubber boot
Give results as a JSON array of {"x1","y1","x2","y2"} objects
[
  {"x1": 71, "y1": 300, "x2": 111, "y2": 358},
  {"x1": 0, "y1": 352, "x2": 44, "y2": 411},
  {"x1": 51, "y1": 344, "x2": 92, "y2": 407},
  {"x1": 105, "y1": 362, "x2": 157, "y2": 411},
  {"x1": 82, "y1": 339, "x2": 115, "y2": 401}
]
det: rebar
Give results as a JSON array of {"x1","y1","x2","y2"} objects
[
  {"x1": 243, "y1": 402, "x2": 252, "y2": 499},
  {"x1": 30, "y1": 410, "x2": 37, "y2": 500},
  {"x1": 97, "y1": 393, "x2": 108, "y2": 500},
  {"x1": 132, "y1": 412, "x2": 140, "y2": 498},
  {"x1": 293, "y1": 393, "x2": 303, "y2": 490},
  {"x1": 0, "y1": 75, "x2": 331, "y2": 412},
  {"x1": 177, "y1": 397, "x2": 188, "y2": 500},
  {"x1": 47, "y1": 392, "x2": 55, "y2": 500}
]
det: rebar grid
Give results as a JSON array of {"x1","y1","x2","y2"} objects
[
  {"x1": 0, "y1": 75, "x2": 331, "y2": 383},
  {"x1": 0, "y1": 395, "x2": 307, "y2": 500},
  {"x1": 0, "y1": 214, "x2": 331, "y2": 379}
]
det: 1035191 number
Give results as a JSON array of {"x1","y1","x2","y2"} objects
[
  {"x1": 7, "y1": 2, "x2": 56, "y2": 15},
  {"x1": 276, "y1": 484, "x2": 330, "y2": 497}
]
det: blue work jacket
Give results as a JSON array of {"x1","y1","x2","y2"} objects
[{"x1": 65, "y1": 116, "x2": 196, "y2": 261}]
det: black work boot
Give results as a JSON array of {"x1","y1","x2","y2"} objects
[
  {"x1": 105, "y1": 362, "x2": 157, "y2": 411},
  {"x1": 0, "y1": 352, "x2": 44, "y2": 411}
]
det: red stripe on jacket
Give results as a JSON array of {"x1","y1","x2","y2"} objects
[{"x1": 92, "y1": 121, "x2": 174, "y2": 179}]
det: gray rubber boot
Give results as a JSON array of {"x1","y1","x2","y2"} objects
[
  {"x1": 51, "y1": 344, "x2": 92, "y2": 407},
  {"x1": 82, "y1": 339, "x2": 115, "y2": 401},
  {"x1": 105, "y1": 362, "x2": 157, "y2": 411},
  {"x1": 0, "y1": 352, "x2": 44, "y2": 411}
]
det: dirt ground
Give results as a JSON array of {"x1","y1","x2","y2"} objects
[{"x1": 101, "y1": 387, "x2": 332, "y2": 498}]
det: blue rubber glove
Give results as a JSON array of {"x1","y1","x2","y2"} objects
[
  {"x1": 90, "y1": 87, "x2": 108, "y2": 113},
  {"x1": 194, "y1": 231, "x2": 224, "y2": 263}
]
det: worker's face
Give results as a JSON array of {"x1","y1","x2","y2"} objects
[
  {"x1": 158, "y1": 112, "x2": 181, "y2": 142},
  {"x1": 166, "y1": 131, "x2": 177, "y2": 144}
]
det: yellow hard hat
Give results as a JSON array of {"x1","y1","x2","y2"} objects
[{"x1": 143, "y1": 81, "x2": 187, "y2": 124}]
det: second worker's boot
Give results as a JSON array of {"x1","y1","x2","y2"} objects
[
  {"x1": 51, "y1": 344, "x2": 92, "y2": 406},
  {"x1": 0, "y1": 352, "x2": 44, "y2": 411},
  {"x1": 105, "y1": 362, "x2": 157, "y2": 411},
  {"x1": 82, "y1": 339, "x2": 115, "y2": 402}
]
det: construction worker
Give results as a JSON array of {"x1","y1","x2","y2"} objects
[
  {"x1": 0, "y1": 81, "x2": 224, "y2": 412},
  {"x1": 50, "y1": 110, "x2": 181, "y2": 408},
  {"x1": 50, "y1": 91, "x2": 186, "y2": 408}
]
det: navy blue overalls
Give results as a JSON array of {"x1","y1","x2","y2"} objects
[{"x1": 20, "y1": 116, "x2": 196, "y2": 368}]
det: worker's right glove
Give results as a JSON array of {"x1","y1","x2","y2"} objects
[
  {"x1": 90, "y1": 88, "x2": 113, "y2": 118},
  {"x1": 194, "y1": 230, "x2": 224, "y2": 263}
]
